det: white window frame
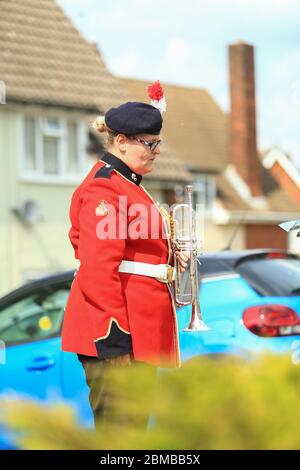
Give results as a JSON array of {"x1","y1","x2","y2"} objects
[{"x1": 19, "y1": 112, "x2": 88, "y2": 184}]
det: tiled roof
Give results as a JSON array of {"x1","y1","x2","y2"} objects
[
  {"x1": 0, "y1": 0, "x2": 128, "y2": 111},
  {"x1": 217, "y1": 163, "x2": 300, "y2": 215},
  {"x1": 261, "y1": 165, "x2": 300, "y2": 212},
  {"x1": 144, "y1": 149, "x2": 191, "y2": 182}
]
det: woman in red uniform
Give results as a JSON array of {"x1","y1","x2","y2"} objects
[{"x1": 61, "y1": 98, "x2": 188, "y2": 425}]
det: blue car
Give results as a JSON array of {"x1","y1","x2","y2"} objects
[
  {"x1": 1, "y1": 249, "x2": 300, "y2": 448},
  {"x1": 178, "y1": 249, "x2": 300, "y2": 362}
]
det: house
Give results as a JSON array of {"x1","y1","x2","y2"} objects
[
  {"x1": 1, "y1": 1, "x2": 298, "y2": 296},
  {"x1": 121, "y1": 41, "x2": 300, "y2": 252},
  {"x1": 0, "y1": 0, "x2": 189, "y2": 295}
]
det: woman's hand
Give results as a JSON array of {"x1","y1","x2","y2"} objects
[
  {"x1": 175, "y1": 251, "x2": 190, "y2": 272},
  {"x1": 104, "y1": 353, "x2": 132, "y2": 366}
]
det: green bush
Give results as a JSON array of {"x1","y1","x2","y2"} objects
[{"x1": 1, "y1": 354, "x2": 300, "y2": 450}]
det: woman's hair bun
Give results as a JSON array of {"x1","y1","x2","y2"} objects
[{"x1": 92, "y1": 115, "x2": 107, "y2": 133}]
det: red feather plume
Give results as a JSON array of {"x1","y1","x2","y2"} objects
[{"x1": 147, "y1": 81, "x2": 164, "y2": 101}]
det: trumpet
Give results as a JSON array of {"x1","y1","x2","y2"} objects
[{"x1": 170, "y1": 185, "x2": 210, "y2": 332}]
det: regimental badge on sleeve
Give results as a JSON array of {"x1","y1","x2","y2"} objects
[{"x1": 95, "y1": 200, "x2": 109, "y2": 216}]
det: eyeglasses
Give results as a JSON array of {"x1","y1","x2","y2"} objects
[{"x1": 130, "y1": 136, "x2": 162, "y2": 152}]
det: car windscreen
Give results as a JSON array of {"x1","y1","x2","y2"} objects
[{"x1": 235, "y1": 256, "x2": 300, "y2": 296}]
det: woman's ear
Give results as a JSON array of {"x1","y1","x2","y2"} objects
[{"x1": 115, "y1": 134, "x2": 127, "y2": 152}]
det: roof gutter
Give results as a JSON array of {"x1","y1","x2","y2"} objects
[
  {"x1": 6, "y1": 97, "x2": 100, "y2": 114},
  {"x1": 212, "y1": 208, "x2": 300, "y2": 225}
]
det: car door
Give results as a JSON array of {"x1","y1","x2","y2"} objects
[{"x1": 0, "y1": 282, "x2": 70, "y2": 401}]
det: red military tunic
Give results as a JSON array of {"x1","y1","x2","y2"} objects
[{"x1": 61, "y1": 152, "x2": 181, "y2": 368}]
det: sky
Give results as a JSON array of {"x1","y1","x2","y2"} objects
[{"x1": 58, "y1": 0, "x2": 300, "y2": 165}]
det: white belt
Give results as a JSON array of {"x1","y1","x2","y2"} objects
[
  {"x1": 75, "y1": 260, "x2": 175, "y2": 283},
  {"x1": 119, "y1": 260, "x2": 175, "y2": 283}
]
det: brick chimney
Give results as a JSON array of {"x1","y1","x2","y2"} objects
[{"x1": 229, "y1": 41, "x2": 262, "y2": 197}]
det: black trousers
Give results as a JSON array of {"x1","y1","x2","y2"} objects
[{"x1": 77, "y1": 354, "x2": 156, "y2": 431}]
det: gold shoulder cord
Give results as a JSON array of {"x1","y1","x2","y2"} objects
[
  {"x1": 157, "y1": 204, "x2": 174, "y2": 240},
  {"x1": 169, "y1": 213, "x2": 175, "y2": 241}
]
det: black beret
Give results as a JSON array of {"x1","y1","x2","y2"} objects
[{"x1": 105, "y1": 102, "x2": 162, "y2": 136}]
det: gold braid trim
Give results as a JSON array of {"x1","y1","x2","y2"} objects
[{"x1": 158, "y1": 205, "x2": 171, "y2": 236}]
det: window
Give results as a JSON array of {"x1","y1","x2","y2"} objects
[
  {"x1": 67, "y1": 121, "x2": 81, "y2": 175},
  {"x1": 192, "y1": 174, "x2": 216, "y2": 211},
  {"x1": 236, "y1": 256, "x2": 300, "y2": 297},
  {"x1": 22, "y1": 115, "x2": 87, "y2": 182},
  {"x1": 42, "y1": 117, "x2": 62, "y2": 175},
  {"x1": 0, "y1": 284, "x2": 71, "y2": 346}
]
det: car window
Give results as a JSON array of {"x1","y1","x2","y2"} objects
[
  {"x1": 236, "y1": 257, "x2": 300, "y2": 296},
  {"x1": 0, "y1": 285, "x2": 70, "y2": 345}
]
